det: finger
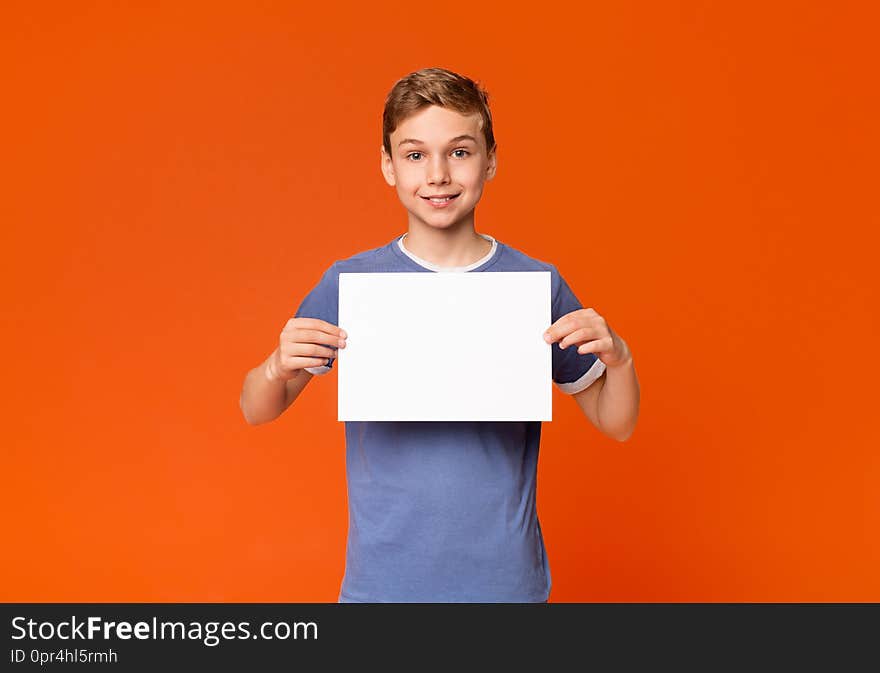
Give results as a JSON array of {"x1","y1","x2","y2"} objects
[
  {"x1": 285, "y1": 343, "x2": 338, "y2": 359},
  {"x1": 289, "y1": 356, "x2": 334, "y2": 368},
  {"x1": 284, "y1": 328, "x2": 347, "y2": 348},
  {"x1": 543, "y1": 314, "x2": 568, "y2": 342},
  {"x1": 576, "y1": 336, "x2": 614, "y2": 355},
  {"x1": 559, "y1": 327, "x2": 604, "y2": 350},
  {"x1": 544, "y1": 309, "x2": 599, "y2": 343},
  {"x1": 288, "y1": 317, "x2": 347, "y2": 339},
  {"x1": 543, "y1": 318, "x2": 568, "y2": 342}
]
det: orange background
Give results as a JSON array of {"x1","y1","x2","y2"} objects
[{"x1": 2, "y1": 1, "x2": 878, "y2": 601}]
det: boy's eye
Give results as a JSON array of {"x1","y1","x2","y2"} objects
[{"x1": 405, "y1": 149, "x2": 471, "y2": 161}]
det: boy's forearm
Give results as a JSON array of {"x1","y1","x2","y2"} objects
[
  {"x1": 239, "y1": 350, "x2": 303, "y2": 425},
  {"x1": 597, "y1": 356, "x2": 640, "y2": 442}
]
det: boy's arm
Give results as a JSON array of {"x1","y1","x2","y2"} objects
[
  {"x1": 240, "y1": 316, "x2": 344, "y2": 425},
  {"x1": 240, "y1": 350, "x2": 314, "y2": 426},
  {"x1": 572, "y1": 356, "x2": 639, "y2": 442},
  {"x1": 545, "y1": 307, "x2": 640, "y2": 442},
  {"x1": 572, "y1": 371, "x2": 604, "y2": 429}
]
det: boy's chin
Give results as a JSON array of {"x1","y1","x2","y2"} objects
[{"x1": 406, "y1": 209, "x2": 476, "y2": 230}]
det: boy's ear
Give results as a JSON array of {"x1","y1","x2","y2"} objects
[
  {"x1": 380, "y1": 146, "x2": 396, "y2": 187},
  {"x1": 485, "y1": 147, "x2": 497, "y2": 181}
]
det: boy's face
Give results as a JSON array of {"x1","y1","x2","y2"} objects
[{"x1": 381, "y1": 105, "x2": 496, "y2": 233}]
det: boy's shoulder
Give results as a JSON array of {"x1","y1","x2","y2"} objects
[
  {"x1": 493, "y1": 240, "x2": 558, "y2": 273},
  {"x1": 325, "y1": 239, "x2": 397, "y2": 274}
]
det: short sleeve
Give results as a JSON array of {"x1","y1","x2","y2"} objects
[
  {"x1": 293, "y1": 263, "x2": 339, "y2": 375},
  {"x1": 551, "y1": 266, "x2": 606, "y2": 394}
]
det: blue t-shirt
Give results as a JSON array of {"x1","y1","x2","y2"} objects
[{"x1": 294, "y1": 233, "x2": 606, "y2": 602}]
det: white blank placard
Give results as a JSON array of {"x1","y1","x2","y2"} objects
[{"x1": 338, "y1": 271, "x2": 552, "y2": 421}]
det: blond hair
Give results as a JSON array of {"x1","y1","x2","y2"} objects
[{"x1": 382, "y1": 67, "x2": 496, "y2": 156}]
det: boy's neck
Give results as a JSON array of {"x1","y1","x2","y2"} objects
[{"x1": 402, "y1": 221, "x2": 492, "y2": 269}]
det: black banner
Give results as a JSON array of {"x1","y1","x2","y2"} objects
[{"x1": 2, "y1": 603, "x2": 877, "y2": 669}]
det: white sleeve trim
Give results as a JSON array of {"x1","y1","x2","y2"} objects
[
  {"x1": 304, "y1": 364, "x2": 332, "y2": 375},
  {"x1": 555, "y1": 358, "x2": 606, "y2": 395}
]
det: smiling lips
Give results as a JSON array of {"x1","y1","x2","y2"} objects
[{"x1": 421, "y1": 193, "x2": 461, "y2": 208}]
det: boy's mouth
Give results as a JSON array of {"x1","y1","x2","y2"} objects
[{"x1": 421, "y1": 194, "x2": 461, "y2": 204}]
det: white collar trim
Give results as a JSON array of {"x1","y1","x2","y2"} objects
[{"x1": 397, "y1": 233, "x2": 496, "y2": 272}]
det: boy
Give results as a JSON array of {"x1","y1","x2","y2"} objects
[{"x1": 239, "y1": 67, "x2": 640, "y2": 602}]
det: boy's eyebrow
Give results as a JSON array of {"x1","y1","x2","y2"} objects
[{"x1": 398, "y1": 135, "x2": 478, "y2": 147}]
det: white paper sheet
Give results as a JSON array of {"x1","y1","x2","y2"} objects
[{"x1": 337, "y1": 271, "x2": 552, "y2": 421}]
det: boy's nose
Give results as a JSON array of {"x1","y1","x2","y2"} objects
[{"x1": 427, "y1": 162, "x2": 450, "y2": 183}]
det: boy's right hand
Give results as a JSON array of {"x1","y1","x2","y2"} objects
[{"x1": 265, "y1": 318, "x2": 347, "y2": 382}]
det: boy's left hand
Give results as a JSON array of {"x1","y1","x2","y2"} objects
[{"x1": 543, "y1": 308, "x2": 632, "y2": 368}]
